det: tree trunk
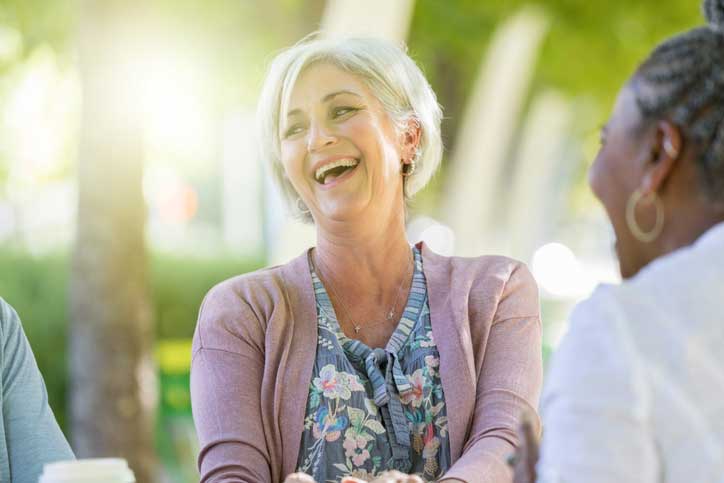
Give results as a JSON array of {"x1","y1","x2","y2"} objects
[{"x1": 69, "y1": 2, "x2": 157, "y2": 482}]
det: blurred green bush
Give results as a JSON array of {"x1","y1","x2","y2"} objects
[{"x1": 0, "y1": 249, "x2": 264, "y2": 434}]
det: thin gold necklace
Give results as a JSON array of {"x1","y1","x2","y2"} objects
[{"x1": 312, "y1": 248, "x2": 413, "y2": 335}]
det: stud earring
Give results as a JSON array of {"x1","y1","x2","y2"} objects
[{"x1": 663, "y1": 138, "x2": 678, "y2": 159}]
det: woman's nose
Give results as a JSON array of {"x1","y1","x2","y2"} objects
[{"x1": 307, "y1": 122, "x2": 337, "y2": 152}]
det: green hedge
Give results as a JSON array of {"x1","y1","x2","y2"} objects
[{"x1": 0, "y1": 249, "x2": 263, "y2": 435}]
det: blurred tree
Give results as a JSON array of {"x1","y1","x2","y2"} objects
[
  {"x1": 409, "y1": 0, "x2": 700, "y2": 152},
  {"x1": 0, "y1": 0, "x2": 72, "y2": 60},
  {"x1": 407, "y1": 0, "x2": 701, "y2": 215},
  {"x1": 68, "y1": 1, "x2": 156, "y2": 482}
]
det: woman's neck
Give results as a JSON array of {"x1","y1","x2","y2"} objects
[
  {"x1": 639, "y1": 202, "x2": 724, "y2": 274},
  {"x1": 660, "y1": 211, "x2": 724, "y2": 256},
  {"x1": 313, "y1": 210, "x2": 412, "y2": 301}
]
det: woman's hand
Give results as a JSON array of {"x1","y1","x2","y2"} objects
[
  {"x1": 286, "y1": 470, "x2": 424, "y2": 483},
  {"x1": 342, "y1": 471, "x2": 423, "y2": 483},
  {"x1": 510, "y1": 419, "x2": 539, "y2": 483},
  {"x1": 284, "y1": 472, "x2": 317, "y2": 483}
]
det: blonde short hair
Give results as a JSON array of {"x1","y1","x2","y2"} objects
[{"x1": 257, "y1": 35, "x2": 443, "y2": 220}]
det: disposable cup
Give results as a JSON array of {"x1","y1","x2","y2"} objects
[{"x1": 39, "y1": 458, "x2": 135, "y2": 483}]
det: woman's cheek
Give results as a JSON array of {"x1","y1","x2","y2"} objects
[{"x1": 281, "y1": 143, "x2": 306, "y2": 184}]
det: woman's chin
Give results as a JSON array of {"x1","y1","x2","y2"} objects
[{"x1": 317, "y1": 198, "x2": 368, "y2": 224}]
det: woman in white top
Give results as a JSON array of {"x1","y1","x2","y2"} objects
[{"x1": 514, "y1": 0, "x2": 724, "y2": 481}]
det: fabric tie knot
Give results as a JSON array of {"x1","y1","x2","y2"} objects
[
  {"x1": 362, "y1": 347, "x2": 412, "y2": 472},
  {"x1": 364, "y1": 348, "x2": 413, "y2": 407}
]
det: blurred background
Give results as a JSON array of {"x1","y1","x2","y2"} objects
[{"x1": 0, "y1": 0, "x2": 702, "y2": 481}]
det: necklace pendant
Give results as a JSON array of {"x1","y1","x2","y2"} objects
[
  {"x1": 354, "y1": 325, "x2": 361, "y2": 334},
  {"x1": 387, "y1": 309, "x2": 394, "y2": 320}
]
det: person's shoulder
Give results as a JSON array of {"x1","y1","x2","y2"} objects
[
  {"x1": 198, "y1": 260, "x2": 295, "y2": 332},
  {"x1": 194, "y1": 254, "x2": 309, "y2": 351},
  {"x1": 624, "y1": 223, "x2": 724, "y2": 298},
  {"x1": 569, "y1": 284, "x2": 621, "y2": 325},
  {"x1": 0, "y1": 297, "x2": 19, "y2": 336},
  {"x1": 421, "y1": 244, "x2": 538, "y2": 321},
  {"x1": 194, "y1": 268, "x2": 282, "y2": 354},
  {"x1": 546, "y1": 285, "x2": 644, "y2": 404},
  {"x1": 203, "y1": 263, "x2": 287, "y2": 309},
  {"x1": 558, "y1": 285, "x2": 639, "y2": 377},
  {"x1": 0, "y1": 297, "x2": 30, "y2": 359},
  {"x1": 462, "y1": 253, "x2": 527, "y2": 279},
  {"x1": 422, "y1": 243, "x2": 530, "y2": 286},
  {"x1": 464, "y1": 255, "x2": 536, "y2": 305}
]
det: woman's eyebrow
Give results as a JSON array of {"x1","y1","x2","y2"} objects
[
  {"x1": 286, "y1": 90, "x2": 362, "y2": 118},
  {"x1": 322, "y1": 90, "x2": 362, "y2": 103}
]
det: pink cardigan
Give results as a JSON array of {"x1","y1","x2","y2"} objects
[{"x1": 191, "y1": 242, "x2": 542, "y2": 483}]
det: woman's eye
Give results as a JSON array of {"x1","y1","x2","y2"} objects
[
  {"x1": 284, "y1": 125, "x2": 305, "y2": 138},
  {"x1": 332, "y1": 106, "x2": 357, "y2": 118}
]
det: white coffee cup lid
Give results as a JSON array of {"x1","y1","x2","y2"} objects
[{"x1": 39, "y1": 458, "x2": 135, "y2": 483}]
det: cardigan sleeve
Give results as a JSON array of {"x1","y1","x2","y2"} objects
[
  {"x1": 191, "y1": 283, "x2": 272, "y2": 483},
  {"x1": 535, "y1": 291, "x2": 658, "y2": 483},
  {"x1": 441, "y1": 262, "x2": 543, "y2": 483},
  {"x1": 0, "y1": 299, "x2": 75, "y2": 483}
]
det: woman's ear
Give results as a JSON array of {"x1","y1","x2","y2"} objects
[
  {"x1": 640, "y1": 120, "x2": 682, "y2": 194},
  {"x1": 400, "y1": 118, "x2": 422, "y2": 164}
]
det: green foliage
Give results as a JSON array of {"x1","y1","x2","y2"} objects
[
  {"x1": 407, "y1": 0, "x2": 704, "y2": 214},
  {"x1": 150, "y1": 254, "x2": 263, "y2": 339},
  {"x1": 0, "y1": 251, "x2": 70, "y2": 429},
  {"x1": 0, "y1": 0, "x2": 74, "y2": 61},
  {"x1": 410, "y1": 0, "x2": 703, "y2": 142},
  {"x1": 0, "y1": 249, "x2": 264, "y2": 434}
]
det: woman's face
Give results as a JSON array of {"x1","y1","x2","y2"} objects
[
  {"x1": 279, "y1": 63, "x2": 411, "y2": 225},
  {"x1": 589, "y1": 84, "x2": 656, "y2": 278}
]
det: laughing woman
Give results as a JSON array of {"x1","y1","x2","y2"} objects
[{"x1": 191, "y1": 37, "x2": 542, "y2": 483}]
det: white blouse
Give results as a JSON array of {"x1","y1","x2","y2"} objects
[{"x1": 538, "y1": 222, "x2": 724, "y2": 483}]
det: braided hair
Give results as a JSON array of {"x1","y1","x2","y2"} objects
[{"x1": 632, "y1": 0, "x2": 724, "y2": 202}]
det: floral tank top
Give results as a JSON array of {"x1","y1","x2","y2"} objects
[{"x1": 295, "y1": 246, "x2": 451, "y2": 482}]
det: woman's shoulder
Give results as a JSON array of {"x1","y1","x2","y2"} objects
[
  {"x1": 421, "y1": 242, "x2": 531, "y2": 285},
  {"x1": 420, "y1": 243, "x2": 538, "y2": 321},
  {"x1": 203, "y1": 264, "x2": 287, "y2": 308},
  {"x1": 547, "y1": 286, "x2": 643, "y2": 387},
  {"x1": 0, "y1": 297, "x2": 20, "y2": 341},
  {"x1": 202, "y1": 249, "x2": 310, "y2": 313},
  {"x1": 194, "y1": 253, "x2": 309, "y2": 352},
  {"x1": 541, "y1": 288, "x2": 650, "y2": 442}
]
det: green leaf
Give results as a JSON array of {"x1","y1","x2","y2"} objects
[
  {"x1": 348, "y1": 406, "x2": 366, "y2": 428},
  {"x1": 364, "y1": 419, "x2": 386, "y2": 435},
  {"x1": 309, "y1": 392, "x2": 320, "y2": 410},
  {"x1": 364, "y1": 398, "x2": 379, "y2": 416}
]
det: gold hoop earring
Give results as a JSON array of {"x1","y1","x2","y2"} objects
[
  {"x1": 296, "y1": 197, "x2": 310, "y2": 215},
  {"x1": 625, "y1": 188, "x2": 664, "y2": 243},
  {"x1": 401, "y1": 159, "x2": 416, "y2": 177}
]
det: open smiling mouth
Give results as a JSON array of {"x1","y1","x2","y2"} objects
[{"x1": 314, "y1": 158, "x2": 360, "y2": 185}]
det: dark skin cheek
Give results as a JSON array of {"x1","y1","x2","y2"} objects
[{"x1": 590, "y1": 146, "x2": 642, "y2": 278}]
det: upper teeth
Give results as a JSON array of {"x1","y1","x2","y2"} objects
[{"x1": 315, "y1": 158, "x2": 359, "y2": 182}]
